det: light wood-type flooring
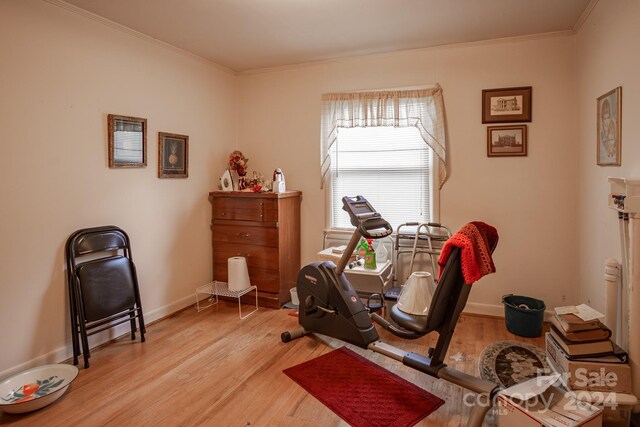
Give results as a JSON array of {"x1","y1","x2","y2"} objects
[{"x1": 0, "y1": 301, "x2": 545, "y2": 426}]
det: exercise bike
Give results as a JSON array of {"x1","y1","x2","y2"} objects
[{"x1": 282, "y1": 195, "x2": 500, "y2": 427}]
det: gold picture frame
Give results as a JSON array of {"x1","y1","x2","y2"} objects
[
  {"x1": 597, "y1": 87, "x2": 622, "y2": 166},
  {"x1": 158, "y1": 132, "x2": 189, "y2": 178},
  {"x1": 487, "y1": 125, "x2": 528, "y2": 157},
  {"x1": 108, "y1": 114, "x2": 147, "y2": 168}
]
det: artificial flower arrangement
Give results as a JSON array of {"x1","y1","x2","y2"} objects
[
  {"x1": 228, "y1": 150, "x2": 248, "y2": 176},
  {"x1": 227, "y1": 150, "x2": 266, "y2": 191}
]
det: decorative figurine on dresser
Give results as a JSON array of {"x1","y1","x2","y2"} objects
[{"x1": 208, "y1": 190, "x2": 301, "y2": 308}]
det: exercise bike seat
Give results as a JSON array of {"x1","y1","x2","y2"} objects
[
  {"x1": 388, "y1": 247, "x2": 463, "y2": 337},
  {"x1": 389, "y1": 304, "x2": 429, "y2": 334}
]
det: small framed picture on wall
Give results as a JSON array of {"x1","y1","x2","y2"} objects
[
  {"x1": 108, "y1": 114, "x2": 147, "y2": 168},
  {"x1": 487, "y1": 125, "x2": 528, "y2": 157},
  {"x1": 597, "y1": 86, "x2": 622, "y2": 166},
  {"x1": 482, "y1": 86, "x2": 532, "y2": 123},
  {"x1": 158, "y1": 132, "x2": 189, "y2": 178}
]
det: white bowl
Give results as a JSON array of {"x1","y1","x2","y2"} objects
[{"x1": 0, "y1": 364, "x2": 78, "y2": 414}]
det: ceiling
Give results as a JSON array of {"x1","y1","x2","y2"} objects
[{"x1": 61, "y1": 0, "x2": 594, "y2": 73}]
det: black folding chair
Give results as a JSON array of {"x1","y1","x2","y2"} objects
[{"x1": 65, "y1": 226, "x2": 146, "y2": 368}]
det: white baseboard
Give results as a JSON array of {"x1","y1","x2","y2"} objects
[
  {"x1": 464, "y1": 302, "x2": 554, "y2": 323},
  {"x1": 0, "y1": 293, "x2": 198, "y2": 380},
  {"x1": 464, "y1": 302, "x2": 504, "y2": 318}
]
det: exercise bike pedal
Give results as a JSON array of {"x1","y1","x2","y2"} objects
[{"x1": 366, "y1": 293, "x2": 384, "y2": 314}]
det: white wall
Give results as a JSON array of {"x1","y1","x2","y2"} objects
[
  {"x1": 575, "y1": 1, "x2": 640, "y2": 309},
  {"x1": 574, "y1": 0, "x2": 640, "y2": 403},
  {"x1": 0, "y1": 0, "x2": 237, "y2": 375},
  {"x1": 237, "y1": 35, "x2": 579, "y2": 316}
]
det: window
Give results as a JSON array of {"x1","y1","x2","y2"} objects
[
  {"x1": 320, "y1": 86, "x2": 448, "y2": 233},
  {"x1": 329, "y1": 126, "x2": 435, "y2": 231}
]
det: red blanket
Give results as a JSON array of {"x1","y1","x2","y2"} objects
[{"x1": 437, "y1": 221, "x2": 498, "y2": 284}]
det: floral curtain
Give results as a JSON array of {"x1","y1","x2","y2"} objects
[{"x1": 320, "y1": 85, "x2": 447, "y2": 189}]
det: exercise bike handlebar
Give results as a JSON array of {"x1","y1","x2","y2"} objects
[
  {"x1": 334, "y1": 196, "x2": 393, "y2": 276},
  {"x1": 341, "y1": 196, "x2": 393, "y2": 240}
]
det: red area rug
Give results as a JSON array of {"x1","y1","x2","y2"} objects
[{"x1": 283, "y1": 347, "x2": 444, "y2": 427}]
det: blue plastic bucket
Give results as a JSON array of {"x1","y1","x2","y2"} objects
[{"x1": 502, "y1": 294, "x2": 545, "y2": 338}]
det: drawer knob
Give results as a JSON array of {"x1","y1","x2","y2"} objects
[{"x1": 237, "y1": 232, "x2": 251, "y2": 238}]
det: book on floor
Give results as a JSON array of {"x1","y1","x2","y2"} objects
[
  {"x1": 545, "y1": 333, "x2": 632, "y2": 393},
  {"x1": 549, "y1": 315, "x2": 611, "y2": 342},
  {"x1": 570, "y1": 348, "x2": 628, "y2": 364},
  {"x1": 554, "y1": 313, "x2": 601, "y2": 333},
  {"x1": 548, "y1": 326, "x2": 613, "y2": 357},
  {"x1": 545, "y1": 331, "x2": 628, "y2": 363}
]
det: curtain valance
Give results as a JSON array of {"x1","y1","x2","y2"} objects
[{"x1": 320, "y1": 85, "x2": 447, "y2": 189}]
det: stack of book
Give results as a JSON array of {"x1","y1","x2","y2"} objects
[{"x1": 546, "y1": 311, "x2": 632, "y2": 393}]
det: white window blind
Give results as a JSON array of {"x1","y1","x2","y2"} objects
[
  {"x1": 329, "y1": 126, "x2": 433, "y2": 231},
  {"x1": 113, "y1": 119, "x2": 144, "y2": 164}
]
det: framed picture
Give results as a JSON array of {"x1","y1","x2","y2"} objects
[
  {"x1": 487, "y1": 125, "x2": 528, "y2": 157},
  {"x1": 482, "y1": 86, "x2": 532, "y2": 123},
  {"x1": 108, "y1": 114, "x2": 147, "y2": 168},
  {"x1": 597, "y1": 86, "x2": 622, "y2": 166},
  {"x1": 158, "y1": 132, "x2": 189, "y2": 178}
]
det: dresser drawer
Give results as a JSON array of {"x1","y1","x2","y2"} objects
[
  {"x1": 213, "y1": 243, "x2": 279, "y2": 270},
  {"x1": 214, "y1": 263, "x2": 281, "y2": 294},
  {"x1": 212, "y1": 224, "x2": 278, "y2": 247},
  {"x1": 212, "y1": 197, "x2": 278, "y2": 222}
]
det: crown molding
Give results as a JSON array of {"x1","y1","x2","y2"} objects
[
  {"x1": 43, "y1": 0, "x2": 237, "y2": 76},
  {"x1": 573, "y1": 0, "x2": 600, "y2": 33},
  {"x1": 237, "y1": 30, "x2": 575, "y2": 77}
]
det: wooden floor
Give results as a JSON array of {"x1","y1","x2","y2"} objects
[{"x1": 0, "y1": 302, "x2": 545, "y2": 426}]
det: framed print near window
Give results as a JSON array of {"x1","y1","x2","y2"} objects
[
  {"x1": 482, "y1": 86, "x2": 532, "y2": 123},
  {"x1": 487, "y1": 125, "x2": 527, "y2": 157},
  {"x1": 108, "y1": 114, "x2": 147, "y2": 168},
  {"x1": 158, "y1": 132, "x2": 189, "y2": 178},
  {"x1": 597, "y1": 86, "x2": 622, "y2": 166}
]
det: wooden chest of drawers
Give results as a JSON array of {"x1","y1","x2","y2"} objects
[{"x1": 208, "y1": 190, "x2": 301, "y2": 308}]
